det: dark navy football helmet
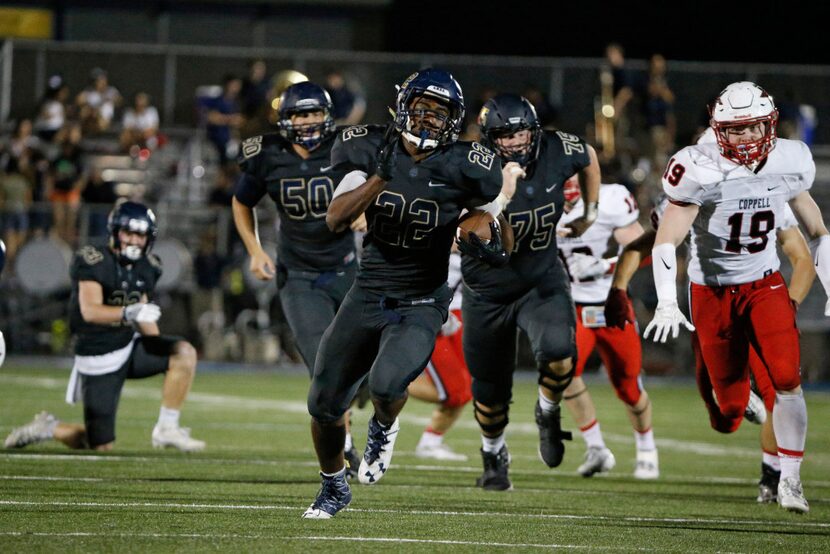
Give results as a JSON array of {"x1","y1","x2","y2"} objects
[
  {"x1": 394, "y1": 68, "x2": 465, "y2": 151},
  {"x1": 479, "y1": 93, "x2": 542, "y2": 166},
  {"x1": 277, "y1": 81, "x2": 335, "y2": 151},
  {"x1": 107, "y1": 201, "x2": 158, "y2": 262}
]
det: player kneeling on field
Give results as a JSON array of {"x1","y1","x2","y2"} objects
[{"x1": 4, "y1": 201, "x2": 205, "y2": 452}]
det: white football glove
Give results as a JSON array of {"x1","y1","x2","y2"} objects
[
  {"x1": 440, "y1": 311, "x2": 462, "y2": 336},
  {"x1": 643, "y1": 301, "x2": 695, "y2": 343},
  {"x1": 122, "y1": 302, "x2": 162, "y2": 324},
  {"x1": 567, "y1": 253, "x2": 614, "y2": 281}
]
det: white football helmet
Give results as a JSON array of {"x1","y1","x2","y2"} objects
[{"x1": 710, "y1": 81, "x2": 778, "y2": 165}]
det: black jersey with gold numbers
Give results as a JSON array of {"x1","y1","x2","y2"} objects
[
  {"x1": 235, "y1": 132, "x2": 356, "y2": 272},
  {"x1": 331, "y1": 125, "x2": 502, "y2": 298},
  {"x1": 69, "y1": 243, "x2": 162, "y2": 356},
  {"x1": 462, "y1": 130, "x2": 591, "y2": 302}
]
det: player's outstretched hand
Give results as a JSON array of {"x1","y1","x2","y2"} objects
[
  {"x1": 123, "y1": 303, "x2": 162, "y2": 324},
  {"x1": 457, "y1": 221, "x2": 510, "y2": 268},
  {"x1": 568, "y1": 253, "x2": 613, "y2": 281},
  {"x1": 250, "y1": 249, "x2": 276, "y2": 280},
  {"x1": 375, "y1": 122, "x2": 401, "y2": 181},
  {"x1": 643, "y1": 301, "x2": 695, "y2": 343},
  {"x1": 605, "y1": 288, "x2": 635, "y2": 330}
]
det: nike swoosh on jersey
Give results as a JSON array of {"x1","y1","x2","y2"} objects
[
  {"x1": 770, "y1": 284, "x2": 784, "y2": 289},
  {"x1": 320, "y1": 165, "x2": 334, "y2": 173},
  {"x1": 428, "y1": 181, "x2": 446, "y2": 187},
  {"x1": 546, "y1": 183, "x2": 557, "y2": 193},
  {"x1": 767, "y1": 186, "x2": 780, "y2": 191}
]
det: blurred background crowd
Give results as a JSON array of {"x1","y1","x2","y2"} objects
[{"x1": 1, "y1": 0, "x2": 828, "y2": 380}]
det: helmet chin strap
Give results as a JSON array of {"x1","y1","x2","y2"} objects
[
  {"x1": 121, "y1": 245, "x2": 143, "y2": 261},
  {"x1": 402, "y1": 127, "x2": 438, "y2": 151}
]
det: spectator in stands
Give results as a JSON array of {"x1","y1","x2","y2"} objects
[
  {"x1": 206, "y1": 75, "x2": 243, "y2": 166},
  {"x1": 77, "y1": 68, "x2": 122, "y2": 134},
  {"x1": 34, "y1": 76, "x2": 71, "y2": 143},
  {"x1": 120, "y1": 92, "x2": 160, "y2": 153},
  {"x1": 324, "y1": 70, "x2": 366, "y2": 125},
  {"x1": 605, "y1": 43, "x2": 644, "y2": 154},
  {"x1": 0, "y1": 155, "x2": 33, "y2": 262},
  {"x1": 240, "y1": 59, "x2": 272, "y2": 137},
  {"x1": 523, "y1": 85, "x2": 558, "y2": 128},
  {"x1": 81, "y1": 168, "x2": 118, "y2": 238},
  {"x1": 6, "y1": 119, "x2": 42, "y2": 161},
  {"x1": 47, "y1": 122, "x2": 86, "y2": 244},
  {"x1": 644, "y1": 54, "x2": 675, "y2": 168}
]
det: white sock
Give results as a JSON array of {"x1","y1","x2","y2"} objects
[
  {"x1": 157, "y1": 407, "x2": 180, "y2": 428},
  {"x1": 344, "y1": 432, "x2": 353, "y2": 452},
  {"x1": 321, "y1": 466, "x2": 347, "y2": 479},
  {"x1": 538, "y1": 390, "x2": 558, "y2": 414},
  {"x1": 762, "y1": 451, "x2": 780, "y2": 471},
  {"x1": 481, "y1": 433, "x2": 505, "y2": 453},
  {"x1": 773, "y1": 391, "x2": 807, "y2": 480},
  {"x1": 580, "y1": 420, "x2": 605, "y2": 449},
  {"x1": 418, "y1": 429, "x2": 443, "y2": 449},
  {"x1": 635, "y1": 428, "x2": 656, "y2": 452}
]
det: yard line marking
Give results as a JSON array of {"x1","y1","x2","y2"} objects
[
  {"x1": 0, "y1": 375, "x2": 778, "y2": 459},
  {"x1": 0, "y1": 531, "x2": 657, "y2": 549},
  {"x1": 0, "y1": 475, "x2": 103, "y2": 482},
  {"x1": 1, "y1": 500, "x2": 828, "y2": 530}
]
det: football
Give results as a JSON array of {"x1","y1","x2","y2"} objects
[{"x1": 457, "y1": 210, "x2": 514, "y2": 252}]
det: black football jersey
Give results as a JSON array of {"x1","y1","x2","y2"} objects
[
  {"x1": 235, "y1": 132, "x2": 356, "y2": 272},
  {"x1": 462, "y1": 130, "x2": 592, "y2": 302},
  {"x1": 332, "y1": 125, "x2": 502, "y2": 298},
  {"x1": 69, "y1": 243, "x2": 162, "y2": 356}
]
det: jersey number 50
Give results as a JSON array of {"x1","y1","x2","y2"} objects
[{"x1": 280, "y1": 177, "x2": 334, "y2": 220}]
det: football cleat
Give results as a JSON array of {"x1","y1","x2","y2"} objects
[
  {"x1": 358, "y1": 416, "x2": 399, "y2": 485},
  {"x1": 4, "y1": 411, "x2": 57, "y2": 449},
  {"x1": 778, "y1": 476, "x2": 809, "y2": 513},
  {"x1": 744, "y1": 390, "x2": 767, "y2": 425},
  {"x1": 633, "y1": 449, "x2": 660, "y2": 480},
  {"x1": 757, "y1": 462, "x2": 781, "y2": 504},
  {"x1": 151, "y1": 424, "x2": 205, "y2": 452},
  {"x1": 476, "y1": 445, "x2": 512, "y2": 491},
  {"x1": 344, "y1": 444, "x2": 361, "y2": 481},
  {"x1": 577, "y1": 446, "x2": 616, "y2": 477},
  {"x1": 302, "y1": 470, "x2": 352, "y2": 519},
  {"x1": 415, "y1": 442, "x2": 468, "y2": 461},
  {"x1": 535, "y1": 400, "x2": 572, "y2": 468}
]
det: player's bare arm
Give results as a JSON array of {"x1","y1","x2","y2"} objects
[
  {"x1": 232, "y1": 196, "x2": 275, "y2": 280},
  {"x1": 561, "y1": 145, "x2": 601, "y2": 237},
  {"x1": 790, "y1": 191, "x2": 830, "y2": 315},
  {"x1": 78, "y1": 280, "x2": 126, "y2": 324},
  {"x1": 611, "y1": 229, "x2": 657, "y2": 290},
  {"x1": 777, "y1": 226, "x2": 815, "y2": 306},
  {"x1": 326, "y1": 173, "x2": 387, "y2": 233}
]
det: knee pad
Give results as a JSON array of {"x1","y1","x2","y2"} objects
[
  {"x1": 474, "y1": 402, "x2": 509, "y2": 436},
  {"x1": 538, "y1": 361, "x2": 575, "y2": 394}
]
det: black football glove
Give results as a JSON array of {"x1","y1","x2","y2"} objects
[
  {"x1": 604, "y1": 287, "x2": 635, "y2": 330},
  {"x1": 375, "y1": 122, "x2": 400, "y2": 181},
  {"x1": 457, "y1": 221, "x2": 510, "y2": 268}
]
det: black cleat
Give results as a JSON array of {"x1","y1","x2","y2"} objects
[
  {"x1": 535, "y1": 400, "x2": 572, "y2": 468},
  {"x1": 344, "y1": 445, "x2": 361, "y2": 481},
  {"x1": 476, "y1": 445, "x2": 512, "y2": 491},
  {"x1": 757, "y1": 462, "x2": 781, "y2": 504}
]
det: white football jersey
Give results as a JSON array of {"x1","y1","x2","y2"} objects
[
  {"x1": 558, "y1": 184, "x2": 639, "y2": 303},
  {"x1": 662, "y1": 138, "x2": 814, "y2": 286}
]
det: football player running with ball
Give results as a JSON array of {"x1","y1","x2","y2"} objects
[
  {"x1": 644, "y1": 82, "x2": 830, "y2": 513},
  {"x1": 302, "y1": 68, "x2": 504, "y2": 518},
  {"x1": 462, "y1": 93, "x2": 601, "y2": 491}
]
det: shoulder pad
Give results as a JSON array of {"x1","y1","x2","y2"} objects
[
  {"x1": 459, "y1": 141, "x2": 497, "y2": 173},
  {"x1": 78, "y1": 245, "x2": 105, "y2": 266},
  {"x1": 240, "y1": 133, "x2": 285, "y2": 161},
  {"x1": 331, "y1": 125, "x2": 385, "y2": 173},
  {"x1": 662, "y1": 146, "x2": 706, "y2": 205},
  {"x1": 147, "y1": 253, "x2": 162, "y2": 269},
  {"x1": 598, "y1": 184, "x2": 639, "y2": 226}
]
